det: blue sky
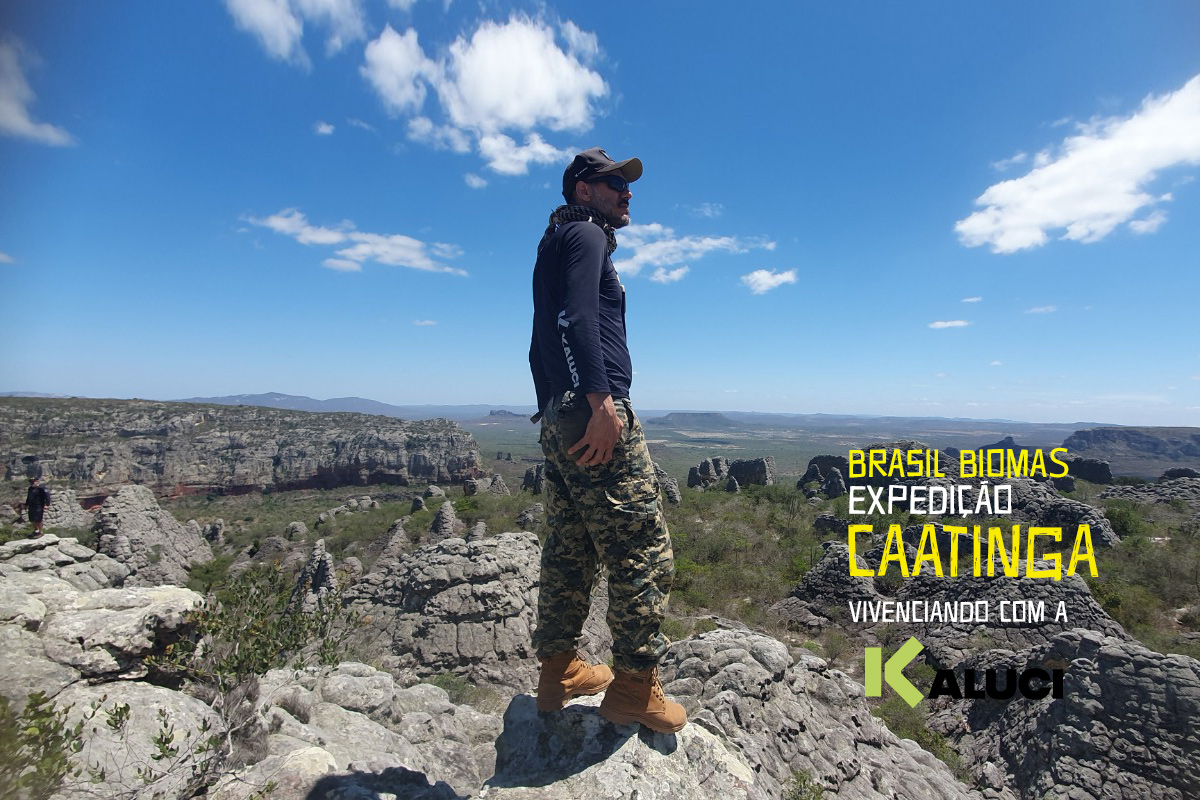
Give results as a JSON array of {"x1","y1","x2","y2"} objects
[{"x1": 1, "y1": 1, "x2": 1198, "y2": 425}]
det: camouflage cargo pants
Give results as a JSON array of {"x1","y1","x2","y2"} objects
[{"x1": 532, "y1": 392, "x2": 674, "y2": 672}]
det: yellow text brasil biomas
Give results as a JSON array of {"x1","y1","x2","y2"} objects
[{"x1": 848, "y1": 447, "x2": 1070, "y2": 479}]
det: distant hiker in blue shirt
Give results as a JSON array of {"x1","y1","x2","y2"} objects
[
  {"x1": 25, "y1": 475, "x2": 51, "y2": 538},
  {"x1": 528, "y1": 147, "x2": 685, "y2": 733}
]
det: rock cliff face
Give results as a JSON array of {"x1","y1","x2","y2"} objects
[
  {"x1": 1, "y1": 397, "x2": 482, "y2": 500},
  {"x1": 1062, "y1": 426, "x2": 1200, "y2": 478}
]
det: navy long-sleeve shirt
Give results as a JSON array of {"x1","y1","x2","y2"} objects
[{"x1": 530, "y1": 220, "x2": 632, "y2": 413}]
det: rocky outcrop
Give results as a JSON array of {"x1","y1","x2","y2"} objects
[
  {"x1": 728, "y1": 456, "x2": 776, "y2": 486},
  {"x1": 0, "y1": 533, "x2": 129, "y2": 592},
  {"x1": 42, "y1": 487, "x2": 92, "y2": 529},
  {"x1": 0, "y1": 535, "x2": 200, "y2": 709},
  {"x1": 660, "y1": 629, "x2": 983, "y2": 799},
  {"x1": 93, "y1": 484, "x2": 213, "y2": 586},
  {"x1": 429, "y1": 501, "x2": 465, "y2": 542},
  {"x1": 293, "y1": 539, "x2": 338, "y2": 612},
  {"x1": 798, "y1": 463, "x2": 822, "y2": 486},
  {"x1": 345, "y1": 532, "x2": 542, "y2": 691},
  {"x1": 521, "y1": 464, "x2": 545, "y2": 494},
  {"x1": 931, "y1": 629, "x2": 1200, "y2": 800},
  {"x1": 771, "y1": 544, "x2": 880, "y2": 630},
  {"x1": 516, "y1": 504, "x2": 543, "y2": 529},
  {"x1": 1062, "y1": 426, "x2": 1200, "y2": 479},
  {"x1": 821, "y1": 466, "x2": 847, "y2": 498},
  {"x1": 653, "y1": 462, "x2": 681, "y2": 505},
  {"x1": 1099, "y1": 477, "x2": 1200, "y2": 510},
  {"x1": 1062, "y1": 456, "x2": 1112, "y2": 484},
  {"x1": 1, "y1": 397, "x2": 482, "y2": 498},
  {"x1": 466, "y1": 473, "x2": 511, "y2": 497},
  {"x1": 688, "y1": 456, "x2": 776, "y2": 488},
  {"x1": 1160, "y1": 467, "x2": 1200, "y2": 481},
  {"x1": 725, "y1": 476, "x2": 740, "y2": 493}
]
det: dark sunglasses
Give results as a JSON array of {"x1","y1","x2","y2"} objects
[{"x1": 586, "y1": 174, "x2": 629, "y2": 193}]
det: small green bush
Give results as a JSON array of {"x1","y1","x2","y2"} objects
[
  {"x1": 784, "y1": 769, "x2": 826, "y2": 800},
  {"x1": 0, "y1": 693, "x2": 83, "y2": 800}
]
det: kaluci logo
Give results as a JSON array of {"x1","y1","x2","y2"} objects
[{"x1": 865, "y1": 638, "x2": 1064, "y2": 707}]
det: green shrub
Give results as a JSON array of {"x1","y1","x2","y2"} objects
[
  {"x1": 1104, "y1": 500, "x2": 1147, "y2": 538},
  {"x1": 784, "y1": 769, "x2": 826, "y2": 800},
  {"x1": 0, "y1": 693, "x2": 84, "y2": 800}
]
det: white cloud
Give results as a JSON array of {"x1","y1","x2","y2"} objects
[
  {"x1": 740, "y1": 269, "x2": 797, "y2": 295},
  {"x1": 0, "y1": 251, "x2": 12, "y2": 263},
  {"x1": 347, "y1": 117, "x2": 375, "y2": 132},
  {"x1": 314, "y1": 120, "x2": 334, "y2": 135},
  {"x1": 956, "y1": 74, "x2": 1200, "y2": 253},
  {"x1": 1129, "y1": 209, "x2": 1168, "y2": 234},
  {"x1": 1025, "y1": 305, "x2": 1057, "y2": 314},
  {"x1": 928, "y1": 320, "x2": 970, "y2": 329},
  {"x1": 246, "y1": 207, "x2": 467, "y2": 275},
  {"x1": 412, "y1": 319, "x2": 437, "y2": 326},
  {"x1": 990, "y1": 151, "x2": 1028, "y2": 171},
  {"x1": 615, "y1": 223, "x2": 775, "y2": 277},
  {"x1": 359, "y1": 16, "x2": 606, "y2": 174},
  {"x1": 293, "y1": 0, "x2": 365, "y2": 54},
  {"x1": 362, "y1": 26, "x2": 435, "y2": 115},
  {"x1": 464, "y1": 173, "x2": 487, "y2": 189},
  {"x1": 0, "y1": 40, "x2": 74, "y2": 146},
  {"x1": 387, "y1": 0, "x2": 419, "y2": 9},
  {"x1": 990, "y1": 360, "x2": 1003, "y2": 366},
  {"x1": 650, "y1": 266, "x2": 689, "y2": 284},
  {"x1": 436, "y1": 17, "x2": 606, "y2": 133},
  {"x1": 224, "y1": 0, "x2": 306, "y2": 65},
  {"x1": 477, "y1": 132, "x2": 571, "y2": 175},
  {"x1": 687, "y1": 202, "x2": 724, "y2": 218},
  {"x1": 559, "y1": 20, "x2": 599, "y2": 63},
  {"x1": 961, "y1": 296, "x2": 983, "y2": 303},
  {"x1": 224, "y1": 0, "x2": 364, "y2": 65},
  {"x1": 407, "y1": 116, "x2": 471, "y2": 152}
]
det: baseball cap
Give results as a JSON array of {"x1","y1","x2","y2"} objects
[{"x1": 562, "y1": 147, "x2": 643, "y2": 201}]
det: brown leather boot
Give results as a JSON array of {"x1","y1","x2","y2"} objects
[
  {"x1": 598, "y1": 668, "x2": 687, "y2": 733},
  {"x1": 536, "y1": 650, "x2": 614, "y2": 712}
]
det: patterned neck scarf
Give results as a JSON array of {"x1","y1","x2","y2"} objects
[{"x1": 538, "y1": 204, "x2": 618, "y2": 255}]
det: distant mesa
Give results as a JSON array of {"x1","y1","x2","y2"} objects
[
  {"x1": 646, "y1": 412, "x2": 740, "y2": 429},
  {"x1": 1, "y1": 397, "x2": 482, "y2": 500},
  {"x1": 488, "y1": 409, "x2": 523, "y2": 418}
]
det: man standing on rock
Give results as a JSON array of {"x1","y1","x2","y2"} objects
[
  {"x1": 528, "y1": 147, "x2": 685, "y2": 733},
  {"x1": 25, "y1": 475, "x2": 51, "y2": 538}
]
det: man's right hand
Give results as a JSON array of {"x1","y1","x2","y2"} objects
[{"x1": 566, "y1": 392, "x2": 624, "y2": 466}]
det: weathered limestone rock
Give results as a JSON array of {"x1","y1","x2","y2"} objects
[
  {"x1": 727, "y1": 456, "x2": 776, "y2": 487},
  {"x1": 424, "y1": 484, "x2": 447, "y2": 499},
  {"x1": 798, "y1": 463, "x2": 822, "y2": 486},
  {"x1": 521, "y1": 464, "x2": 545, "y2": 494},
  {"x1": 0, "y1": 533, "x2": 129, "y2": 592},
  {"x1": 429, "y1": 501, "x2": 465, "y2": 543},
  {"x1": 1099, "y1": 477, "x2": 1200, "y2": 511},
  {"x1": 38, "y1": 585, "x2": 204, "y2": 680},
  {"x1": 412, "y1": 496, "x2": 427, "y2": 512},
  {"x1": 56, "y1": 680, "x2": 226, "y2": 800},
  {"x1": 467, "y1": 520, "x2": 487, "y2": 542},
  {"x1": 821, "y1": 466, "x2": 847, "y2": 498},
  {"x1": 42, "y1": 486, "x2": 91, "y2": 529},
  {"x1": 480, "y1": 694, "x2": 759, "y2": 799},
  {"x1": 660, "y1": 629, "x2": 983, "y2": 799},
  {"x1": 653, "y1": 462, "x2": 681, "y2": 505},
  {"x1": 286, "y1": 520, "x2": 308, "y2": 539},
  {"x1": 725, "y1": 476, "x2": 740, "y2": 493},
  {"x1": 294, "y1": 539, "x2": 338, "y2": 612},
  {"x1": 931, "y1": 629, "x2": 1200, "y2": 800},
  {"x1": 1, "y1": 398, "x2": 482, "y2": 496},
  {"x1": 516, "y1": 503, "x2": 544, "y2": 530},
  {"x1": 93, "y1": 485, "x2": 212, "y2": 586},
  {"x1": 346, "y1": 532, "x2": 541, "y2": 691}
]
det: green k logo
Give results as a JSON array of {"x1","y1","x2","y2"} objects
[{"x1": 865, "y1": 637, "x2": 925, "y2": 707}]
